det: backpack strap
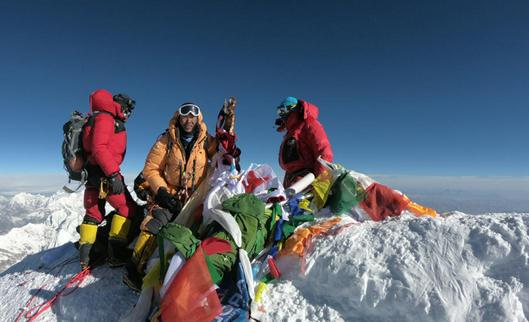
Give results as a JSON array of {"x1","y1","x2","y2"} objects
[
  {"x1": 158, "y1": 234, "x2": 167, "y2": 281},
  {"x1": 166, "y1": 131, "x2": 173, "y2": 153},
  {"x1": 159, "y1": 130, "x2": 173, "y2": 170},
  {"x1": 157, "y1": 129, "x2": 174, "y2": 191},
  {"x1": 86, "y1": 110, "x2": 112, "y2": 124},
  {"x1": 204, "y1": 136, "x2": 209, "y2": 152},
  {"x1": 86, "y1": 110, "x2": 124, "y2": 133},
  {"x1": 204, "y1": 135, "x2": 219, "y2": 161},
  {"x1": 156, "y1": 129, "x2": 172, "y2": 153}
]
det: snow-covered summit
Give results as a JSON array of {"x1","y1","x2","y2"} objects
[
  {"x1": 265, "y1": 212, "x2": 529, "y2": 321},
  {"x1": 1, "y1": 191, "x2": 529, "y2": 321}
]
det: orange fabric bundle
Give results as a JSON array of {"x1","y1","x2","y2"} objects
[
  {"x1": 406, "y1": 200, "x2": 437, "y2": 217},
  {"x1": 280, "y1": 217, "x2": 342, "y2": 257}
]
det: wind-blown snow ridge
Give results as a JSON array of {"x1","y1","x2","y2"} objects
[
  {"x1": 0, "y1": 191, "x2": 528, "y2": 321},
  {"x1": 265, "y1": 213, "x2": 529, "y2": 321}
]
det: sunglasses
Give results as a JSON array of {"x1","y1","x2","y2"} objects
[
  {"x1": 178, "y1": 103, "x2": 200, "y2": 117},
  {"x1": 276, "y1": 104, "x2": 295, "y2": 117}
]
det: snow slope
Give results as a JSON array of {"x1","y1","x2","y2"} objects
[
  {"x1": 1, "y1": 191, "x2": 529, "y2": 321},
  {"x1": 265, "y1": 213, "x2": 529, "y2": 321},
  {"x1": 0, "y1": 192, "x2": 83, "y2": 271}
]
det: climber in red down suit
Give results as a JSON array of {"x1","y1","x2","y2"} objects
[
  {"x1": 79, "y1": 89, "x2": 137, "y2": 268},
  {"x1": 275, "y1": 96, "x2": 334, "y2": 188}
]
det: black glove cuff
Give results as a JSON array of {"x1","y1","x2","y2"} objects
[
  {"x1": 152, "y1": 208, "x2": 174, "y2": 225},
  {"x1": 145, "y1": 218, "x2": 163, "y2": 235}
]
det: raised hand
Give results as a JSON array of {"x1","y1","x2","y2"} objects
[{"x1": 222, "y1": 97, "x2": 236, "y2": 135}]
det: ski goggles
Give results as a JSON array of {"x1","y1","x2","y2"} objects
[
  {"x1": 178, "y1": 103, "x2": 201, "y2": 117},
  {"x1": 113, "y1": 94, "x2": 135, "y2": 118}
]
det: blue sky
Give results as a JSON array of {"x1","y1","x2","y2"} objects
[{"x1": 0, "y1": 0, "x2": 528, "y2": 177}]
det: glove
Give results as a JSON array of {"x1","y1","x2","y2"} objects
[
  {"x1": 223, "y1": 97, "x2": 236, "y2": 115},
  {"x1": 155, "y1": 187, "x2": 182, "y2": 214},
  {"x1": 152, "y1": 208, "x2": 174, "y2": 225},
  {"x1": 133, "y1": 172, "x2": 149, "y2": 201},
  {"x1": 108, "y1": 173, "x2": 125, "y2": 195},
  {"x1": 144, "y1": 217, "x2": 163, "y2": 235}
]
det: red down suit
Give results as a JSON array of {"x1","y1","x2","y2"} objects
[
  {"x1": 279, "y1": 100, "x2": 334, "y2": 187},
  {"x1": 81, "y1": 89, "x2": 135, "y2": 221}
]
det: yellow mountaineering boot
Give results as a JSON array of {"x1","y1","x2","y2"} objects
[
  {"x1": 107, "y1": 214, "x2": 132, "y2": 268},
  {"x1": 79, "y1": 223, "x2": 98, "y2": 269},
  {"x1": 123, "y1": 231, "x2": 156, "y2": 292}
]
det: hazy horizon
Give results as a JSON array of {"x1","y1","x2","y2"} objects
[{"x1": 1, "y1": 173, "x2": 528, "y2": 214}]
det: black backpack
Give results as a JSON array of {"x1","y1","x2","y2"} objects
[
  {"x1": 62, "y1": 110, "x2": 89, "y2": 192},
  {"x1": 62, "y1": 94, "x2": 135, "y2": 193},
  {"x1": 61, "y1": 109, "x2": 120, "y2": 192}
]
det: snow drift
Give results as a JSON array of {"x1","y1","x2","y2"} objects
[
  {"x1": 1, "y1": 191, "x2": 528, "y2": 321},
  {"x1": 266, "y1": 213, "x2": 529, "y2": 321}
]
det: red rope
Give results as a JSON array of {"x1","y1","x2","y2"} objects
[{"x1": 15, "y1": 266, "x2": 92, "y2": 322}]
